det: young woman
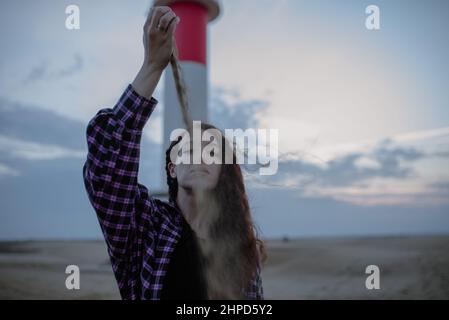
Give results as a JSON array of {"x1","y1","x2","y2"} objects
[{"x1": 83, "y1": 6, "x2": 264, "y2": 300}]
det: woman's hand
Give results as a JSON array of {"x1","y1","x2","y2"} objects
[
  {"x1": 144, "y1": 6, "x2": 180, "y2": 72},
  {"x1": 132, "y1": 6, "x2": 180, "y2": 99}
]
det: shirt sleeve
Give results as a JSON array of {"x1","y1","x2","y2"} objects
[
  {"x1": 82, "y1": 84, "x2": 159, "y2": 298},
  {"x1": 246, "y1": 265, "x2": 264, "y2": 300}
]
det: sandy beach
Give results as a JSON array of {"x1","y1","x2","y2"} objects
[{"x1": 0, "y1": 236, "x2": 448, "y2": 299}]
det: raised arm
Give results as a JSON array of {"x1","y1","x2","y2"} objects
[
  {"x1": 82, "y1": 84, "x2": 158, "y2": 259},
  {"x1": 83, "y1": 5, "x2": 178, "y2": 257},
  {"x1": 132, "y1": 6, "x2": 180, "y2": 99},
  {"x1": 82, "y1": 6, "x2": 180, "y2": 298}
]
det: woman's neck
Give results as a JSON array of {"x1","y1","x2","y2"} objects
[
  {"x1": 176, "y1": 187, "x2": 209, "y2": 240},
  {"x1": 176, "y1": 187, "x2": 197, "y2": 225}
]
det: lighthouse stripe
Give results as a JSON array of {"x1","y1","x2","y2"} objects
[{"x1": 170, "y1": 2, "x2": 208, "y2": 65}]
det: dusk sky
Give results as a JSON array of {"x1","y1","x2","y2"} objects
[{"x1": 1, "y1": 0, "x2": 449, "y2": 239}]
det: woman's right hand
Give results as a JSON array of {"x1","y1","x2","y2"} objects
[
  {"x1": 143, "y1": 6, "x2": 180, "y2": 72},
  {"x1": 132, "y1": 6, "x2": 180, "y2": 99}
]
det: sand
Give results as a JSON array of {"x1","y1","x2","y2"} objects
[{"x1": 0, "y1": 236, "x2": 448, "y2": 299}]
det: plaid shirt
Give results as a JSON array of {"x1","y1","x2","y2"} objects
[{"x1": 82, "y1": 84, "x2": 264, "y2": 300}]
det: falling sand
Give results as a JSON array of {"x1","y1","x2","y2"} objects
[{"x1": 169, "y1": 46, "x2": 262, "y2": 299}]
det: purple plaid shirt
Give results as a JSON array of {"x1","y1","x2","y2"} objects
[{"x1": 82, "y1": 84, "x2": 264, "y2": 300}]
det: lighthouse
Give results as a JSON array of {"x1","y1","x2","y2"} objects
[{"x1": 153, "y1": 0, "x2": 221, "y2": 190}]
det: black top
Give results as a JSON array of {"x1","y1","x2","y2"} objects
[{"x1": 160, "y1": 215, "x2": 208, "y2": 300}]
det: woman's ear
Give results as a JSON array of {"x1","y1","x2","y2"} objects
[{"x1": 168, "y1": 162, "x2": 177, "y2": 178}]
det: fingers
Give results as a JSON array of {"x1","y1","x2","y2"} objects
[
  {"x1": 158, "y1": 11, "x2": 177, "y2": 32},
  {"x1": 167, "y1": 16, "x2": 180, "y2": 36},
  {"x1": 148, "y1": 6, "x2": 171, "y2": 32}
]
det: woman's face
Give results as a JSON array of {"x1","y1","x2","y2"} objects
[
  {"x1": 168, "y1": 132, "x2": 222, "y2": 191},
  {"x1": 174, "y1": 161, "x2": 221, "y2": 191}
]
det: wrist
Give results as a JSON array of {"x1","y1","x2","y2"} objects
[
  {"x1": 137, "y1": 63, "x2": 164, "y2": 80},
  {"x1": 131, "y1": 64, "x2": 163, "y2": 100}
]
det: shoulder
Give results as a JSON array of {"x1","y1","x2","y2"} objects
[
  {"x1": 135, "y1": 183, "x2": 182, "y2": 227},
  {"x1": 153, "y1": 198, "x2": 182, "y2": 223}
]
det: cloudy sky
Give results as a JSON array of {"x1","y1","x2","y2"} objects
[{"x1": 1, "y1": 0, "x2": 449, "y2": 239}]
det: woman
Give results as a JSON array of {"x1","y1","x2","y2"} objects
[{"x1": 83, "y1": 6, "x2": 264, "y2": 300}]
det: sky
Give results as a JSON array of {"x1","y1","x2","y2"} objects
[{"x1": 0, "y1": 0, "x2": 449, "y2": 239}]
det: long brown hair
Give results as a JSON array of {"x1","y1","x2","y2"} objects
[
  {"x1": 165, "y1": 124, "x2": 266, "y2": 298},
  {"x1": 167, "y1": 45, "x2": 266, "y2": 298}
]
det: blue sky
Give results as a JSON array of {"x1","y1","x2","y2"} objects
[{"x1": 1, "y1": 0, "x2": 449, "y2": 239}]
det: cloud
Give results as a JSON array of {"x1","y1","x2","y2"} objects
[
  {"x1": 57, "y1": 53, "x2": 83, "y2": 77},
  {"x1": 23, "y1": 61, "x2": 49, "y2": 84},
  {"x1": 0, "y1": 97, "x2": 86, "y2": 149},
  {"x1": 301, "y1": 181, "x2": 449, "y2": 207},
  {"x1": 247, "y1": 136, "x2": 449, "y2": 206},
  {"x1": 210, "y1": 86, "x2": 269, "y2": 130},
  {"x1": 0, "y1": 135, "x2": 85, "y2": 161},
  {"x1": 394, "y1": 126, "x2": 449, "y2": 143},
  {"x1": 0, "y1": 97, "x2": 86, "y2": 168},
  {"x1": 207, "y1": 86, "x2": 449, "y2": 208},
  {"x1": 23, "y1": 54, "x2": 83, "y2": 84},
  {"x1": 429, "y1": 181, "x2": 449, "y2": 192},
  {"x1": 0, "y1": 163, "x2": 20, "y2": 177},
  {"x1": 248, "y1": 187, "x2": 449, "y2": 238},
  {"x1": 271, "y1": 140, "x2": 423, "y2": 187}
]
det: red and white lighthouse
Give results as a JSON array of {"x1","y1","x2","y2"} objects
[{"x1": 153, "y1": 0, "x2": 220, "y2": 151}]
